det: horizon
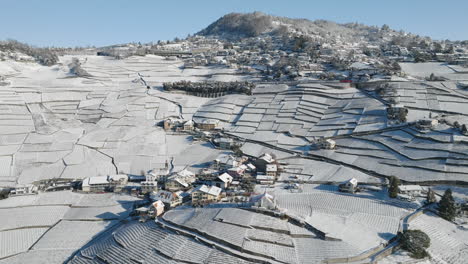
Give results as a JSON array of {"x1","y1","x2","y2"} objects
[{"x1": 1, "y1": 0, "x2": 468, "y2": 47}]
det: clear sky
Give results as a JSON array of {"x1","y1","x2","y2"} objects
[{"x1": 1, "y1": 0, "x2": 467, "y2": 47}]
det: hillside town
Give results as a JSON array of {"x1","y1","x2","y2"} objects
[{"x1": 0, "y1": 10, "x2": 468, "y2": 264}]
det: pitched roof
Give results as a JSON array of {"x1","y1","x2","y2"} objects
[
  {"x1": 194, "y1": 185, "x2": 221, "y2": 196},
  {"x1": 217, "y1": 173, "x2": 233, "y2": 183}
]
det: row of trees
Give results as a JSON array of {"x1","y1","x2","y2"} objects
[
  {"x1": 163, "y1": 81, "x2": 255, "y2": 96},
  {"x1": 0, "y1": 40, "x2": 59, "y2": 66}
]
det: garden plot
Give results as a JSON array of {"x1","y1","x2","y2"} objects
[
  {"x1": 0, "y1": 228, "x2": 48, "y2": 259},
  {"x1": 70, "y1": 219, "x2": 254, "y2": 264},
  {"x1": 294, "y1": 238, "x2": 361, "y2": 264},
  {"x1": 379, "y1": 81, "x2": 468, "y2": 117},
  {"x1": 32, "y1": 220, "x2": 118, "y2": 250},
  {"x1": 163, "y1": 207, "x2": 375, "y2": 263},
  {"x1": 274, "y1": 190, "x2": 414, "y2": 252},
  {"x1": 0, "y1": 205, "x2": 69, "y2": 231},
  {"x1": 0, "y1": 249, "x2": 76, "y2": 264},
  {"x1": 63, "y1": 203, "x2": 133, "y2": 220},
  {"x1": 193, "y1": 84, "x2": 389, "y2": 152}
]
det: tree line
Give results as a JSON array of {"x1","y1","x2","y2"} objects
[{"x1": 163, "y1": 81, "x2": 255, "y2": 96}]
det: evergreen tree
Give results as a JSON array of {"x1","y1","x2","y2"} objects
[
  {"x1": 438, "y1": 189, "x2": 457, "y2": 221},
  {"x1": 461, "y1": 124, "x2": 468, "y2": 135},
  {"x1": 426, "y1": 188, "x2": 436, "y2": 204},
  {"x1": 388, "y1": 176, "x2": 400, "y2": 198},
  {"x1": 400, "y1": 229, "x2": 431, "y2": 259}
]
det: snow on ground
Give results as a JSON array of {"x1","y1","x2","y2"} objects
[
  {"x1": 0, "y1": 191, "x2": 141, "y2": 263},
  {"x1": 0, "y1": 55, "x2": 225, "y2": 188}
]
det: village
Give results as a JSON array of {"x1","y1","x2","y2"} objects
[
  {"x1": 6, "y1": 111, "x2": 467, "y2": 225},
  {"x1": 1, "y1": 10, "x2": 468, "y2": 264}
]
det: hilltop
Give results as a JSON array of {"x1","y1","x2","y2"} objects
[{"x1": 198, "y1": 12, "x2": 434, "y2": 45}]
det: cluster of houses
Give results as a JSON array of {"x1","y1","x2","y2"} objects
[{"x1": 74, "y1": 147, "x2": 281, "y2": 216}]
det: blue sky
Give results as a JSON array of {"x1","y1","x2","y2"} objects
[{"x1": 1, "y1": 0, "x2": 467, "y2": 47}]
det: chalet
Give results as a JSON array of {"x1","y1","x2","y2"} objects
[
  {"x1": 214, "y1": 137, "x2": 236, "y2": 149},
  {"x1": 196, "y1": 119, "x2": 220, "y2": 130},
  {"x1": 254, "y1": 153, "x2": 275, "y2": 173},
  {"x1": 398, "y1": 185, "x2": 424, "y2": 197},
  {"x1": 82, "y1": 174, "x2": 128, "y2": 193},
  {"x1": 163, "y1": 118, "x2": 183, "y2": 131},
  {"x1": 183, "y1": 120, "x2": 195, "y2": 131},
  {"x1": 251, "y1": 193, "x2": 278, "y2": 210},
  {"x1": 256, "y1": 173, "x2": 275, "y2": 185},
  {"x1": 416, "y1": 119, "x2": 439, "y2": 130},
  {"x1": 213, "y1": 154, "x2": 240, "y2": 171},
  {"x1": 213, "y1": 173, "x2": 233, "y2": 189},
  {"x1": 338, "y1": 178, "x2": 358, "y2": 193},
  {"x1": 266, "y1": 164, "x2": 278, "y2": 177},
  {"x1": 227, "y1": 166, "x2": 246, "y2": 179},
  {"x1": 149, "y1": 200, "x2": 165, "y2": 217},
  {"x1": 150, "y1": 190, "x2": 183, "y2": 208},
  {"x1": 165, "y1": 169, "x2": 196, "y2": 191},
  {"x1": 140, "y1": 181, "x2": 158, "y2": 194},
  {"x1": 191, "y1": 185, "x2": 222, "y2": 205},
  {"x1": 315, "y1": 138, "x2": 336, "y2": 150}
]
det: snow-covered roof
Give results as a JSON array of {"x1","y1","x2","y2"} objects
[
  {"x1": 341, "y1": 178, "x2": 358, "y2": 186},
  {"x1": 256, "y1": 174, "x2": 275, "y2": 181},
  {"x1": 259, "y1": 153, "x2": 274, "y2": 163},
  {"x1": 399, "y1": 185, "x2": 423, "y2": 192},
  {"x1": 266, "y1": 164, "x2": 277, "y2": 172},
  {"x1": 83, "y1": 176, "x2": 108, "y2": 186},
  {"x1": 151, "y1": 190, "x2": 180, "y2": 203},
  {"x1": 193, "y1": 185, "x2": 221, "y2": 196},
  {"x1": 217, "y1": 173, "x2": 233, "y2": 183},
  {"x1": 177, "y1": 169, "x2": 195, "y2": 178}
]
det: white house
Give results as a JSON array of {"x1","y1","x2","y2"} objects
[
  {"x1": 338, "y1": 178, "x2": 358, "y2": 193},
  {"x1": 398, "y1": 185, "x2": 424, "y2": 197},
  {"x1": 82, "y1": 174, "x2": 128, "y2": 192},
  {"x1": 214, "y1": 173, "x2": 233, "y2": 189},
  {"x1": 266, "y1": 164, "x2": 278, "y2": 177},
  {"x1": 251, "y1": 193, "x2": 278, "y2": 210}
]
